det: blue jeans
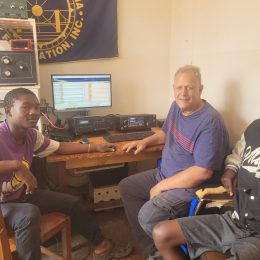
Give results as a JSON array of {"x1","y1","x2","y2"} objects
[
  {"x1": 119, "y1": 169, "x2": 189, "y2": 256},
  {"x1": 1, "y1": 189, "x2": 104, "y2": 260}
]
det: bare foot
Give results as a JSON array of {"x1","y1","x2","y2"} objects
[{"x1": 94, "y1": 239, "x2": 113, "y2": 255}]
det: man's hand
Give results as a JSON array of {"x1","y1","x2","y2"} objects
[
  {"x1": 95, "y1": 143, "x2": 116, "y2": 153},
  {"x1": 14, "y1": 163, "x2": 38, "y2": 195},
  {"x1": 122, "y1": 140, "x2": 149, "y2": 155},
  {"x1": 221, "y1": 169, "x2": 237, "y2": 196},
  {"x1": 150, "y1": 183, "x2": 163, "y2": 199}
]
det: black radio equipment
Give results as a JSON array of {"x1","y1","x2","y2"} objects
[
  {"x1": 115, "y1": 114, "x2": 156, "y2": 132},
  {"x1": 68, "y1": 116, "x2": 114, "y2": 136},
  {"x1": 0, "y1": 0, "x2": 28, "y2": 19},
  {"x1": 0, "y1": 51, "x2": 37, "y2": 86}
]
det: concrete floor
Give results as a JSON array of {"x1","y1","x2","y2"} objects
[{"x1": 42, "y1": 207, "x2": 146, "y2": 260}]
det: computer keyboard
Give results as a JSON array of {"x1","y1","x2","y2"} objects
[{"x1": 103, "y1": 130, "x2": 155, "y2": 143}]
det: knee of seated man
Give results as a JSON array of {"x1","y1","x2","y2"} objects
[
  {"x1": 152, "y1": 222, "x2": 168, "y2": 245},
  {"x1": 58, "y1": 192, "x2": 83, "y2": 211},
  {"x1": 118, "y1": 177, "x2": 132, "y2": 197},
  {"x1": 138, "y1": 202, "x2": 157, "y2": 235},
  {"x1": 17, "y1": 203, "x2": 41, "y2": 229},
  {"x1": 152, "y1": 220, "x2": 184, "y2": 249},
  {"x1": 66, "y1": 193, "x2": 82, "y2": 205},
  {"x1": 68, "y1": 196, "x2": 86, "y2": 213}
]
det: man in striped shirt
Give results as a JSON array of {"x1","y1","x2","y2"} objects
[{"x1": 119, "y1": 65, "x2": 229, "y2": 257}]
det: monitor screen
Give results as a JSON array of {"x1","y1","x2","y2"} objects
[{"x1": 51, "y1": 74, "x2": 112, "y2": 112}]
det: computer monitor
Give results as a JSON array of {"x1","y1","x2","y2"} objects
[{"x1": 51, "y1": 74, "x2": 112, "y2": 113}]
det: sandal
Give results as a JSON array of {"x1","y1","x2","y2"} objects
[
  {"x1": 92, "y1": 245, "x2": 113, "y2": 260},
  {"x1": 110, "y1": 242, "x2": 133, "y2": 259},
  {"x1": 93, "y1": 241, "x2": 133, "y2": 260}
]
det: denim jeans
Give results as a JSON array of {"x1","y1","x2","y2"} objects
[
  {"x1": 1, "y1": 189, "x2": 104, "y2": 260},
  {"x1": 119, "y1": 169, "x2": 190, "y2": 256}
]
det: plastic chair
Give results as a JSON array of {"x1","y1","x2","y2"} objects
[{"x1": 180, "y1": 197, "x2": 200, "y2": 255}]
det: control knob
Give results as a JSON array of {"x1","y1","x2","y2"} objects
[
  {"x1": 4, "y1": 70, "x2": 12, "y2": 77},
  {"x1": 17, "y1": 63, "x2": 26, "y2": 70},
  {"x1": 1, "y1": 56, "x2": 12, "y2": 65}
]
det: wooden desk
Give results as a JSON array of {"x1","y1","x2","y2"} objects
[{"x1": 46, "y1": 128, "x2": 164, "y2": 192}]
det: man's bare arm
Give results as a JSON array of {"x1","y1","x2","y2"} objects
[
  {"x1": 0, "y1": 160, "x2": 37, "y2": 194},
  {"x1": 221, "y1": 169, "x2": 237, "y2": 196},
  {"x1": 56, "y1": 142, "x2": 116, "y2": 154},
  {"x1": 0, "y1": 160, "x2": 21, "y2": 174},
  {"x1": 122, "y1": 130, "x2": 166, "y2": 154},
  {"x1": 150, "y1": 166, "x2": 213, "y2": 198}
]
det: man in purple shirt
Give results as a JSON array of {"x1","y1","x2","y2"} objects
[
  {"x1": 119, "y1": 65, "x2": 229, "y2": 257},
  {"x1": 0, "y1": 88, "x2": 125, "y2": 260}
]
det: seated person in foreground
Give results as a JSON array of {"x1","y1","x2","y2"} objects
[
  {"x1": 152, "y1": 119, "x2": 260, "y2": 260},
  {"x1": 0, "y1": 88, "x2": 130, "y2": 260},
  {"x1": 118, "y1": 65, "x2": 230, "y2": 257}
]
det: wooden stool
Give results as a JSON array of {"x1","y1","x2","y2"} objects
[{"x1": 0, "y1": 209, "x2": 72, "y2": 260}]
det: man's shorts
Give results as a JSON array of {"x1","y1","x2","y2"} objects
[{"x1": 177, "y1": 211, "x2": 260, "y2": 260}]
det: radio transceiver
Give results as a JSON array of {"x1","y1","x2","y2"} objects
[
  {"x1": 68, "y1": 116, "x2": 113, "y2": 136},
  {"x1": 115, "y1": 114, "x2": 156, "y2": 132}
]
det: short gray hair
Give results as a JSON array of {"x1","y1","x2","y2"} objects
[{"x1": 174, "y1": 65, "x2": 201, "y2": 84}]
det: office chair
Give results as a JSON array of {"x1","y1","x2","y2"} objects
[{"x1": 0, "y1": 207, "x2": 72, "y2": 260}]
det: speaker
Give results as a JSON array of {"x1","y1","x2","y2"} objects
[{"x1": 0, "y1": 51, "x2": 37, "y2": 86}]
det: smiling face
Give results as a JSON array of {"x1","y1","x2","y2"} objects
[
  {"x1": 173, "y1": 69, "x2": 204, "y2": 116},
  {"x1": 5, "y1": 94, "x2": 41, "y2": 129}
]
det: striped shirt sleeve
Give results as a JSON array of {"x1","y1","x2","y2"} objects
[{"x1": 33, "y1": 129, "x2": 60, "y2": 158}]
